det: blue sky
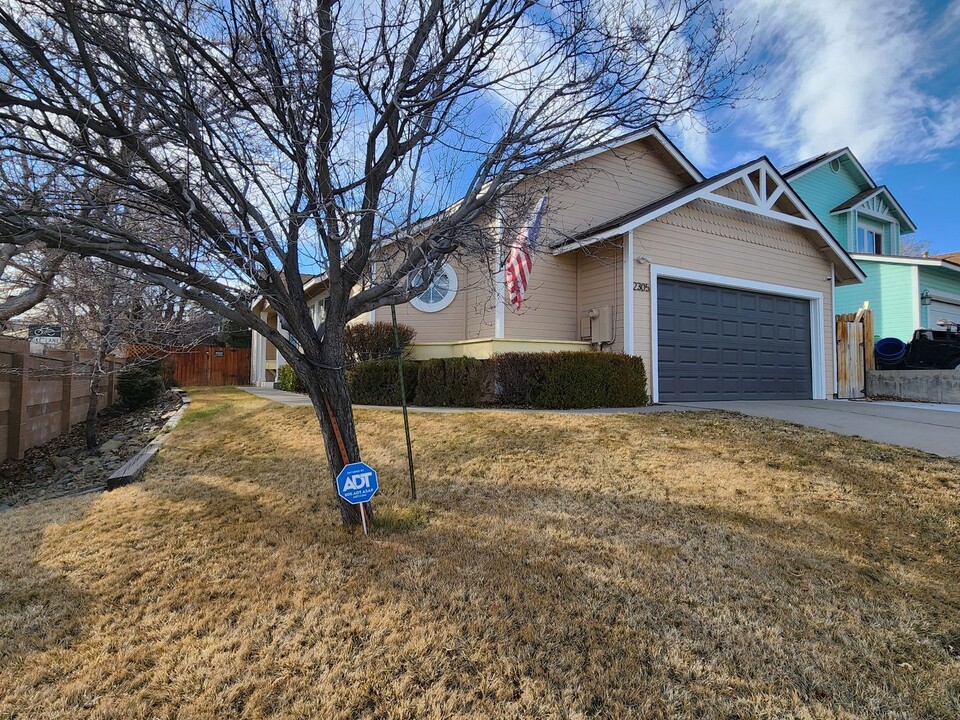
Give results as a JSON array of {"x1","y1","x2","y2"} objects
[{"x1": 667, "y1": 0, "x2": 960, "y2": 254}]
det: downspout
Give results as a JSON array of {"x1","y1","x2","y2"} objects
[{"x1": 831, "y1": 262, "x2": 838, "y2": 399}]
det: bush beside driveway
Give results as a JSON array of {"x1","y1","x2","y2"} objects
[{"x1": 1, "y1": 387, "x2": 957, "y2": 718}]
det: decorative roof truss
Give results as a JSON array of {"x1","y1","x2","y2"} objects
[
  {"x1": 861, "y1": 192, "x2": 894, "y2": 217},
  {"x1": 702, "y1": 164, "x2": 816, "y2": 230}
]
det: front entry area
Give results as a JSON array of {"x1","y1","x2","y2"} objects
[{"x1": 656, "y1": 278, "x2": 813, "y2": 402}]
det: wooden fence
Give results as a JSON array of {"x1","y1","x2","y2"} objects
[
  {"x1": 0, "y1": 336, "x2": 120, "y2": 462},
  {"x1": 836, "y1": 304, "x2": 875, "y2": 399},
  {"x1": 130, "y1": 345, "x2": 251, "y2": 387}
]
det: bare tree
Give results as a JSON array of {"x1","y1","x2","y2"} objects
[
  {"x1": 0, "y1": 0, "x2": 755, "y2": 523},
  {"x1": 899, "y1": 236, "x2": 932, "y2": 258},
  {"x1": 0, "y1": 243, "x2": 65, "y2": 328},
  {"x1": 48, "y1": 255, "x2": 213, "y2": 449}
]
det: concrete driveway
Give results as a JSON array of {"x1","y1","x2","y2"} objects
[{"x1": 675, "y1": 400, "x2": 960, "y2": 458}]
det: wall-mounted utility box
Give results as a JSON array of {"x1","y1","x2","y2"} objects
[{"x1": 586, "y1": 305, "x2": 613, "y2": 345}]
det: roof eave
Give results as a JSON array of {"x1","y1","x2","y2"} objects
[{"x1": 554, "y1": 156, "x2": 866, "y2": 284}]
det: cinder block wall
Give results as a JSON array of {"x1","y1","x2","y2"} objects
[
  {"x1": 0, "y1": 336, "x2": 121, "y2": 462},
  {"x1": 865, "y1": 370, "x2": 960, "y2": 404}
]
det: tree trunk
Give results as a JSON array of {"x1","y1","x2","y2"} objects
[
  {"x1": 299, "y1": 360, "x2": 371, "y2": 526},
  {"x1": 85, "y1": 365, "x2": 104, "y2": 450}
]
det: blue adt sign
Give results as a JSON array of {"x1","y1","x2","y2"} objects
[{"x1": 336, "y1": 462, "x2": 379, "y2": 505}]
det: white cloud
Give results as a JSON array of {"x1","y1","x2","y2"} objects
[
  {"x1": 734, "y1": 0, "x2": 960, "y2": 166},
  {"x1": 673, "y1": 112, "x2": 711, "y2": 169}
]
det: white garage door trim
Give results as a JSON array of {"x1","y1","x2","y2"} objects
[{"x1": 649, "y1": 265, "x2": 826, "y2": 403}]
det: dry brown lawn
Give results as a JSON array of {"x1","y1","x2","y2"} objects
[{"x1": 1, "y1": 387, "x2": 958, "y2": 719}]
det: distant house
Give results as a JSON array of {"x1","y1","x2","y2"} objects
[
  {"x1": 252, "y1": 125, "x2": 865, "y2": 402},
  {"x1": 785, "y1": 149, "x2": 960, "y2": 340}
]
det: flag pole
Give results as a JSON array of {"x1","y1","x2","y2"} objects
[{"x1": 391, "y1": 304, "x2": 417, "y2": 500}]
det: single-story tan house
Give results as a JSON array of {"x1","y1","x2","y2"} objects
[{"x1": 251, "y1": 126, "x2": 865, "y2": 402}]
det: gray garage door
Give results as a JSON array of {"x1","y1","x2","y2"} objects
[{"x1": 657, "y1": 279, "x2": 812, "y2": 402}]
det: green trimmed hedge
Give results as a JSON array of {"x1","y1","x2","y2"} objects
[
  {"x1": 273, "y1": 350, "x2": 647, "y2": 410},
  {"x1": 347, "y1": 359, "x2": 419, "y2": 405},
  {"x1": 492, "y1": 352, "x2": 648, "y2": 409},
  {"x1": 277, "y1": 364, "x2": 306, "y2": 393},
  {"x1": 413, "y1": 357, "x2": 486, "y2": 407}
]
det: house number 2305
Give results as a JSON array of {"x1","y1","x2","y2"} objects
[{"x1": 633, "y1": 282, "x2": 650, "y2": 292}]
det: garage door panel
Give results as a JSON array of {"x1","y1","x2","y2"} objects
[
  {"x1": 658, "y1": 279, "x2": 812, "y2": 402},
  {"x1": 929, "y1": 300, "x2": 960, "y2": 328}
]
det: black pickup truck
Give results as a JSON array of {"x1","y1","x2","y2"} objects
[{"x1": 903, "y1": 328, "x2": 960, "y2": 370}]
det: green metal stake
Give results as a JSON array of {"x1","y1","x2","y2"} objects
[{"x1": 391, "y1": 304, "x2": 416, "y2": 500}]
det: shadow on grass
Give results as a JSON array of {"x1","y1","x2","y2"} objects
[
  {"x1": 0, "y1": 496, "x2": 95, "y2": 671},
  {"x1": 126, "y1": 455, "x2": 960, "y2": 717}
]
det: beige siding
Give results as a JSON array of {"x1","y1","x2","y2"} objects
[
  {"x1": 630, "y1": 198, "x2": 836, "y2": 397},
  {"x1": 503, "y1": 252, "x2": 578, "y2": 341},
  {"x1": 576, "y1": 241, "x2": 624, "y2": 353},
  {"x1": 389, "y1": 256, "x2": 476, "y2": 343},
  {"x1": 525, "y1": 137, "x2": 691, "y2": 244},
  {"x1": 495, "y1": 138, "x2": 688, "y2": 343},
  {"x1": 464, "y1": 257, "x2": 496, "y2": 340}
]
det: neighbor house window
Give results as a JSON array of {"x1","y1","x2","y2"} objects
[
  {"x1": 410, "y1": 263, "x2": 458, "y2": 312},
  {"x1": 857, "y1": 226, "x2": 883, "y2": 254}
]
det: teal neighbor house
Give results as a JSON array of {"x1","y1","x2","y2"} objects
[{"x1": 785, "y1": 149, "x2": 960, "y2": 340}]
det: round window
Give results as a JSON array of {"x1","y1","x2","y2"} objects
[{"x1": 410, "y1": 263, "x2": 458, "y2": 313}]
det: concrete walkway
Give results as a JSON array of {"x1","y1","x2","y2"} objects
[
  {"x1": 240, "y1": 387, "x2": 959, "y2": 458},
  {"x1": 240, "y1": 386, "x2": 698, "y2": 414},
  {"x1": 675, "y1": 400, "x2": 960, "y2": 458}
]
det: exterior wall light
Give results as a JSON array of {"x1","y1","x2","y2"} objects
[{"x1": 920, "y1": 289, "x2": 932, "y2": 306}]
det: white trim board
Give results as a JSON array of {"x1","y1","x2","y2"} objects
[
  {"x1": 648, "y1": 265, "x2": 827, "y2": 403},
  {"x1": 623, "y1": 230, "x2": 635, "y2": 355},
  {"x1": 851, "y1": 253, "x2": 960, "y2": 273}
]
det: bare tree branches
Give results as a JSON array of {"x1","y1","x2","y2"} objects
[{"x1": 0, "y1": 0, "x2": 756, "y2": 516}]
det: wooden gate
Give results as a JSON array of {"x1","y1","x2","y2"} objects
[
  {"x1": 168, "y1": 346, "x2": 250, "y2": 386},
  {"x1": 129, "y1": 345, "x2": 251, "y2": 386},
  {"x1": 835, "y1": 304, "x2": 875, "y2": 399}
]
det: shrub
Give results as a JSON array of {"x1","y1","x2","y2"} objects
[
  {"x1": 347, "y1": 359, "x2": 419, "y2": 405},
  {"x1": 414, "y1": 357, "x2": 486, "y2": 407},
  {"x1": 277, "y1": 364, "x2": 306, "y2": 393},
  {"x1": 344, "y1": 321, "x2": 416, "y2": 364},
  {"x1": 488, "y1": 352, "x2": 545, "y2": 407},
  {"x1": 117, "y1": 360, "x2": 165, "y2": 410},
  {"x1": 492, "y1": 352, "x2": 648, "y2": 409}
]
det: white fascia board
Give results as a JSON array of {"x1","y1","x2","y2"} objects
[
  {"x1": 384, "y1": 126, "x2": 704, "y2": 246},
  {"x1": 784, "y1": 149, "x2": 851, "y2": 182},
  {"x1": 851, "y1": 254, "x2": 960, "y2": 273},
  {"x1": 556, "y1": 158, "x2": 866, "y2": 284},
  {"x1": 787, "y1": 148, "x2": 874, "y2": 188},
  {"x1": 788, "y1": 149, "x2": 918, "y2": 233},
  {"x1": 647, "y1": 126, "x2": 705, "y2": 182}
]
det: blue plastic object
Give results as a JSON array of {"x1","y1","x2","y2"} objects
[{"x1": 875, "y1": 337, "x2": 907, "y2": 368}]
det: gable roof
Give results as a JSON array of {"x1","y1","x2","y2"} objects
[
  {"x1": 782, "y1": 149, "x2": 846, "y2": 179},
  {"x1": 544, "y1": 125, "x2": 705, "y2": 183},
  {"x1": 386, "y1": 125, "x2": 704, "y2": 242},
  {"x1": 783, "y1": 147, "x2": 877, "y2": 186},
  {"x1": 558, "y1": 159, "x2": 754, "y2": 243},
  {"x1": 829, "y1": 185, "x2": 918, "y2": 233},
  {"x1": 830, "y1": 187, "x2": 884, "y2": 213},
  {"x1": 933, "y1": 251, "x2": 960, "y2": 266},
  {"x1": 783, "y1": 147, "x2": 917, "y2": 233},
  {"x1": 551, "y1": 155, "x2": 866, "y2": 284}
]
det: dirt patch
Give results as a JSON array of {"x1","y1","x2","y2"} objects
[{"x1": 0, "y1": 390, "x2": 182, "y2": 508}]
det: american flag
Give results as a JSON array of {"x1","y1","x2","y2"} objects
[{"x1": 505, "y1": 196, "x2": 548, "y2": 310}]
